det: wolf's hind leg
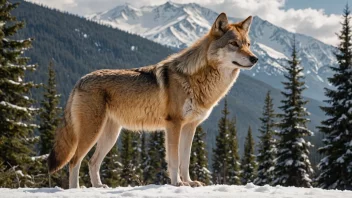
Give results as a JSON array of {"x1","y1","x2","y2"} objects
[
  {"x1": 89, "y1": 118, "x2": 121, "y2": 188},
  {"x1": 69, "y1": 158, "x2": 83, "y2": 188},
  {"x1": 68, "y1": 92, "x2": 108, "y2": 188}
]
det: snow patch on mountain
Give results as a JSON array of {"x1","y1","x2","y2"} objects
[{"x1": 257, "y1": 43, "x2": 287, "y2": 60}]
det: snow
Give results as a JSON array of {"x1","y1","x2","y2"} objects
[
  {"x1": 257, "y1": 43, "x2": 287, "y2": 59},
  {"x1": 317, "y1": 75, "x2": 324, "y2": 82},
  {"x1": 285, "y1": 159, "x2": 293, "y2": 166},
  {"x1": 295, "y1": 138, "x2": 306, "y2": 147},
  {"x1": 267, "y1": 166, "x2": 275, "y2": 172},
  {"x1": 0, "y1": 101, "x2": 28, "y2": 112},
  {"x1": 336, "y1": 156, "x2": 345, "y2": 163},
  {"x1": 1, "y1": 184, "x2": 351, "y2": 198},
  {"x1": 15, "y1": 170, "x2": 24, "y2": 177},
  {"x1": 6, "y1": 79, "x2": 20, "y2": 85},
  {"x1": 31, "y1": 154, "x2": 49, "y2": 161},
  {"x1": 337, "y1": 114, "x2": 348, "y2": 122}
]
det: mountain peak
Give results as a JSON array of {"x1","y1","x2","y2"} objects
[
  {"x1": 164, "y1": 1, "x2": 179, "y2": 7},
  {"x1": 116, "y1": 3, "x2": 139, "y2": 12},
  {"x1": 108, "y1": 3, "x2": 138, "y2": 12}
]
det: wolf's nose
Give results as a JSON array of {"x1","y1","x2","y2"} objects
[{"x1": 249, "y1": 56, "x2": 258, "y2": 64}]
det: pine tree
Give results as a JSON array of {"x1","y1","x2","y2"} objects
[
  {"x1": 153, "y1": 131, "x2": 169, "y2": 185},
  {"x1": 0, "y1": 0, "x2": 38, "y2": 187},
  {"x1": 144, "y1": 131, "x2": 169, "y2": 185},
  {"x1": 143, "y1": 132, "x2": 157, "y2": 184},
  {"x1": 254, "y1": 91, "x2": 277, "y2": 186},
  {"x1": 131, "y1": 132, "x2": 143, "y2": 185},
  {"x1": 140, "y1": 133, "x2": 148, "y2": 184},
  {"x1": 119, "y1": 130, "x2": 140, "y2": 186},
  {"x1": 189, "y1": 126, "x2": 212, "y2": 185},
  {"x1": 226, "y1": 118, "x2": 241, "y2": 185},
  {"x1": 0, "y1": 162, "x2": 16, "y2": 187},
  {"x1": 101, "y1": 144, "x2": 122, "y2": 188},
  {"x1": 316, "y1": 4, "x2": 352, "y2": 190},
  {"x1": 39, "y1": 61, "x2": 61, "y2": 155},
  {"x1": 241, "y1": 126, "x2": 257, "y2": 184},
  {"x1": 273, "y1": 37, "x2": 313, "y2": 188},
  {"x1": 35, "y1": 61, "x2": 67, "y2": 188},
  {"x1": 212, "y1": 99, "x2": 230, "y2": 184}
]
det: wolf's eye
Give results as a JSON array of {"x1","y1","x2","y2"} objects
[
  {"x1": 248, "y1": 43, "x2": 251, "y2": 47},
  {"x1": 230, "y1": 41, "x2": 239, "y2": 47}
]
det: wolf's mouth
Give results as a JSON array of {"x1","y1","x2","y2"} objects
[{"x1": 232, "y1": 61, "x2": 252, "y2": 68}]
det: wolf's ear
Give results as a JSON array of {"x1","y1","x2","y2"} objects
[
  {"x1": 211, "y1": 13, "x2": 228, "y2": 37},
  {"x1": 240, "y1": 16, "x2": 253, "y2": 34}
]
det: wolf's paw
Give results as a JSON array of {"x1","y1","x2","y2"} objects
[
  {"x1": 175, "y1": 181, "x2": 190, "y2": 186},
  {"x1": 94, "y1": 184, "x2": 109, "y2": 188},
  {"x1": 188, "y1": 181, "x2": 205, "y2": 187}
]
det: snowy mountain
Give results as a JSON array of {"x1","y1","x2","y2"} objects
[
  {"x1": 88, "y1": 2, "x2": 338, "y2": 101},
  {"x1": 87, "y1": 2, "x2": 217, "y2": 49}
]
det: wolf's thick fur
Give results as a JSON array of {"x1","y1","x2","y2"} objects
[{"x1": 48, "y1": 13, "x2": 258, "y2": 188}]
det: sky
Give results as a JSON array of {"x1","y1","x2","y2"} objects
[{"x1": 26, "y1": 0, "x2": 352, "y2": 46}]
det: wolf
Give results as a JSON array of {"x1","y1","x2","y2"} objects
[{"x1": 48, "y1": 13, "x2": 258, "y2": 188}]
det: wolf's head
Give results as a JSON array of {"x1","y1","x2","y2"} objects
[{"x1": 208, "y1": 13, "x2": 258, "y2": 70}]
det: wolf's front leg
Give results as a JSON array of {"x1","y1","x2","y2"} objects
[
  {"x1": 165, "y1": 122, "x2": 185, "y2": 186},
  {"x1": 179, "y1": 123, "x2": 205, "y2": 187}
]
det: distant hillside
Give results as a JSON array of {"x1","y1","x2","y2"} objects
[{"x1": 13, "y1": 1, "x2": 325, "y2": 163}]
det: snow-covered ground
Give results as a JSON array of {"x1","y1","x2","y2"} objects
[{"x1": 1, "y1": 183, "x2": 352, "y2": 198}]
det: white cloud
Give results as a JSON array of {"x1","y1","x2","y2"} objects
[
  {"x1": 28, "y1": 0, "x2": 77, "y2": 10},
  {"x1": 26, "y1": 0, "x2": 341, "y2": 46}
]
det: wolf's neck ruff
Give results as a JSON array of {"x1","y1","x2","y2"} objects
[
  {"x1": 189, "y1": 65, "x2": 240, "y2": 109},
  {"x1": 155, "y1": 33, "x2": 240, "y2": 109},
  {"x1": 160, "y1": 36, "x2": 210, "y2": 75}
]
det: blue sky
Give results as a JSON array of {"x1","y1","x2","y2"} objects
[
  {"x1": 27, "y1": 0, "x2": 345, "y2": 45},
  {"x1": 286, "y1": 0, "x2": 350, "y2": 14}
]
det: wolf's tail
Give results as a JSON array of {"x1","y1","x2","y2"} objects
[{"x1": 48, "y1": 91, "x2": 78, "y2": 174}]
